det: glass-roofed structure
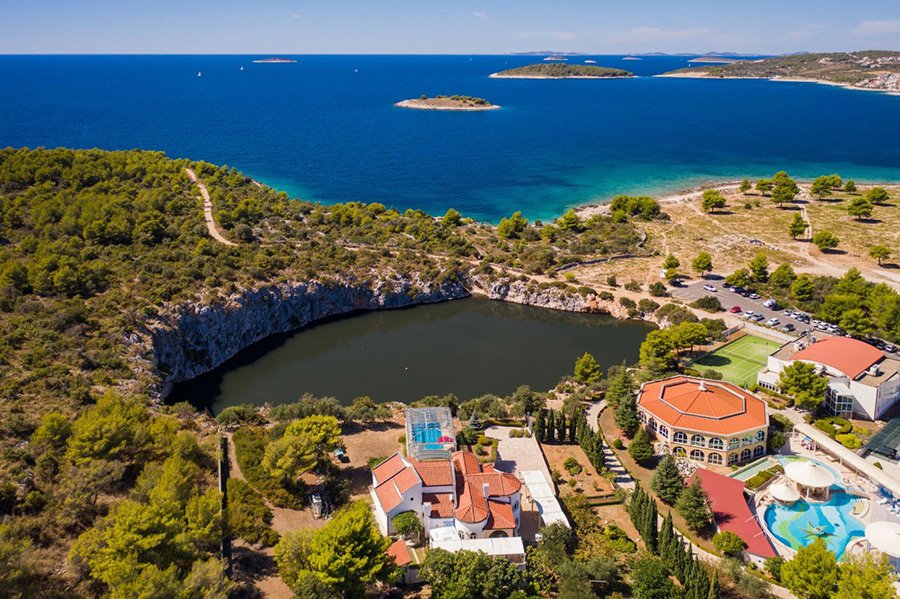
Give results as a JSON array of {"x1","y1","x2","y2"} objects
[{"x1": 405, "y1": 407, "x2": 456, "y2": 461}]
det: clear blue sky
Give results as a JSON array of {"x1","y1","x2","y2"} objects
[{"x1": 2, "y1": 0, "x2": 899, "y2": 54}]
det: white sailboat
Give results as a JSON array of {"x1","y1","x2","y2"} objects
[
  {"x1": 239, "y1": 66, "x2": 244, "y2": 71},
  {"x1": 197, "y1": 71, "x2": 202, "y2": 77}
]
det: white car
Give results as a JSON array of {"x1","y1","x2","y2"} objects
[
  {"x1": 744, "y1": 310, "x2": 755, "y2": 318},
  {"x1": 767, "y1": 318, "x2": 780, "y2": 327},
  {"x1": 702, "y1": 284, "x2": 717, "y2": 293}
]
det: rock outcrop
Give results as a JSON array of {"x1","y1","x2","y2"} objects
[{"x1": 142, "y1": 275, "x2": 470, "y2": 397}]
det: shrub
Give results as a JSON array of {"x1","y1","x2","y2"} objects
[
  {"x1": 648, "y1": 282, "x2": 668, "y2": 297},
  {"x1": 714, "y1": 531, "x2": 747, "y2": 557},
  {"x1": 599, "y1": 291, "x2": 614, "y2": 301},
  {"x1": 612, "y1": 438, "x2": 624, "y2": 450},
  {"x1": 217, "y1": 404, "x2": 263, "y2": 427},
  {"x1": 836, "y1": 433, "x2": 861, "y2": 449},
  {"x1": 563, "y1": 457, "x2": 582, "y2": 476},
  {"x1": 476, "y1": 435, "x2": 490, "y2": 446},
  {"x1": 691, "y1": 296, "x2": 722, "y2": 312},
  {"x1": 367, "y1": 456, "x2": 387, "y2": 469},
  {"x1": 624, "y1": 280, "x2": 642, "y2": 292},
  {"x1": 393, "y1": 511, "x2": 423, "y2": 539}
]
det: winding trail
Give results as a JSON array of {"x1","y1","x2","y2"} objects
[{"x1": 185, "y1": 168, "x2": 237, "y2": 246}]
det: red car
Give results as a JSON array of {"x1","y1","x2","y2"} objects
[{"x1": 730, "y1": 305, "x2": 742, "y2": 313}]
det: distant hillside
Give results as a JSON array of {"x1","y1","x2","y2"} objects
[
  {"x1": 491, "y1": 63, "x2": 633, "y2": 79},
  {"x1": 662, "y1": 51, "x2": 900, "y2": 92}
]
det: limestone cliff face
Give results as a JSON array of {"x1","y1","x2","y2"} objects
[
  {"x1": 472, "y1": 276, "x2": 633, "y2": 319},
  {"x1": 143, "y1": 276, "x2": 470, "y2": 396}
]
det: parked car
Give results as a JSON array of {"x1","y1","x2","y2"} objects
[
  {"x1": 783, "y1": 323, "x2": 796, "y2": 332},
  {"x1": 795, "y1": 314, "x2": 809, "y2": 323},
  {"x1": 763, "y1": 299, "x2": 779, "y2": 309},
  {"x1": 744, "y1": 310, "x2": 755, "y2": 318},
  {"x1": 730, "y1": 305, "x2": 742, "y2": 313},
  {"x1": 886, "y1": 344, "x2": 896, "y2": 353},
  {"x1": 752, "y1": 314, "x2": 765, "y2": 322},
  {"x1": 783, "y1": 309, "x2": 795, "y2": 317},
  {"x1": 749, "y1": 293, "x2": 761, "y2": 300},
  {"x1": 767, "y1": 317, "x2": 780, "y2": 327},
  {"x1": 702, "y1": 284, "x2": 717, "y2": 292}
]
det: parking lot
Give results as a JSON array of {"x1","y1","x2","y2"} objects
[{"x1": 672, "y1": 277, "x2": 843, "y2": 339}]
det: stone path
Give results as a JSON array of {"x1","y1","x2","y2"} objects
[
  {"x1": 185, "y1": 167, "x2": 237, "y2": 246},
  {"x1": 586, "y1": 400, "x2": 635, "y2": 490}
]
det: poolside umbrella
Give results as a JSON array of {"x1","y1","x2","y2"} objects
[
  {"x1": 438, "y1": 435, "x2": 453, "y2": 443},
  {"x1": 784, "y1": 461, "x2": 835, "y2": 498},
  {"x1": 865, "y1": 521, "x2": 900, "y2": 558},
  {"x1": 769, "y1": 480, "x2": 801, "y2": 503}
]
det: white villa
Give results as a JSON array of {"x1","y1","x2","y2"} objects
[{"x1": 757, "y1": 336, "x2": 900, "y2": 420}]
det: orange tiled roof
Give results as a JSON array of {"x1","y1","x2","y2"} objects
[
  {"x1": 638, "y1": 376, "x2": 767, "y2": 436},
  {"x1": 455, "y1": 480, "x2": 490, "y2": 523},
  {"x1": 409, "y1": 457, "x2": 455, "y2": 487},
  {"x1": 467, "y1": 472, "x2": 522, "y2": 497},
  {"x1": 485, "y1": 500, "x2": 516, "y2": 530},
  {"x1": 452, "y1": 451, "x2": 480, "y2": 476},
  {"x1": 372, "y1": 453, "x2": 407, "y2": 486},
  {"x1": 792, "y1": 336, "x2": 883, "y2": 379},
  {"x1": 423, "y1": 492, "x2": 455, "y2": 518},
  {"x1": 387, "y1": 539, "x2": 412, "y2": 567}
]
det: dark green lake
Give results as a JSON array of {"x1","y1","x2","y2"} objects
[{"x1": 171, "y1": 297, "x2": 653, "y2": 413}]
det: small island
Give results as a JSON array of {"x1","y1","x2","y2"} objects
[
  {"x1": 251, "y1": 57, "x2": 297, "y2": 63},
  {"x1": 395, "y1": 95, "x2": 500, "y2": 111},
  {"x1": 660, "y1": 51, "x2": 900, "y2": 94},
  {"x1": 490, "y1": 63, "x2": 634, "y2": 79}
]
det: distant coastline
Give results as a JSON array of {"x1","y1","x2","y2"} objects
[
  {"x1": 491, "y1": 63, "x2": 634, "y2": 79},
  {"x1": 657, "y1": 71, "x2": 900, "y2": 96},
  {"x1": 395, "y1": 95, "x2": 499, "y2": 111},
  {"x1": 251, "y1": 57, "x2": 297, "y2": 64}
]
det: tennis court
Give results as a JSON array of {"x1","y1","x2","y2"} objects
[{"x1": 691, "y1": 334, "x2": 781, "y2": 388}]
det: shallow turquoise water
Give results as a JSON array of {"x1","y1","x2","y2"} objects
[
  {"x1": 764, "y1": 458, "x2": 863, "y2": 559},
  {"x1": 2, "y1": 55, "x2": 899, "y2": 221}
]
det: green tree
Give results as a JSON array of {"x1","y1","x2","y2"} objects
[
  {"x1": 671, "y1": 321, "x2": 708, "y2": 354},
  {"x1": 639, "y1": 329, "x2": 676, "y2": 375},
  {"x1": 66, "y1": 393, "x2": 151, "y2": 466},
  {"x1": 772, "y1": 172, "x2": 800, "y2": 206},
  {"x1": 790, "y1": 275, "x2": 816, "y2": 303},
  {"x1": 392, "y1": 511, "x2": 423, "y2": 541},
  {"x1": 691, "y1": 252, "x2": 713, "y2": 277},
  {"x1": 869, "y1": 245, "x2": 892, "y2": 266},
  {"x1": 574, "y1": 352, "x2": 601, "y2": 384},
  {"x1": 865, "y1": 186, "x2": 889, "y2": 205},
  {"x1": 834, "y1": 551, "x2": 898, "y2": 599},
  {"x1": 614, "y1": 377, "x2": 640, "y2": 438},
  {"x1": 789, "y1": 213, "x2": 807, "y2": 239},
  {"x1": 809, "y1": 176, "x2": 833, "y2": 200},
  {"x1": 632, "y1": 557, "x2": 676, "y2": 599},
  {"x1": 839, "y1": 308, "x2": 875, "y2": 337},
  {"x1": 262, "y1": 415, "x2": 341, "y2": 483},
  {"x1": 497, "y1": 211, "x2": 527, "y2": 239},
  {"x1": 227, "y1": 479, "x2": 278, "y2": 546},
  {"x1": 628, "y1": 428, "x2": 654, "y2": 464},
  {"x1": 650, "y1": 455, "x2": 684, "y2": 505},
  {"x1": 724, "y1": 268, "x2": 751, "y2": 288},
  {"x1": 662, "y1": 254, "x2": 680, "y2": 271},
  {"x1": 419, "y1": 548, "x2": 526, "y2": 599},
  {"x1": 748, "y1": 252, "x2": 769, "y2": 283},
  {"x1": 781, "y1": 538, "x2": 838, "y2": 599},
  {"x1": 533, "y1": 409, "x2": 546, "y2": 442},
  {"x1": 557, "y1": 208, "x2": 583, "y2": 232},
  {"x1": 713, "y1": 531, "x2": 746, "y2": 557},
  {"x1": 701, "y1": 190, "x2": 726, "y2": 213},
  {"x1": 676, "y1": 478, "x2": 712, "y2": 532},
  {"x1": 779, "y1": 362, "x2": 829, "y2": 409},
  {"x1": 811, "y1": 231, "x2": 839, "y2": 252},
  {"x1": 756, "y1": 179, "x2": 773, "y2": 196},
  {"x1": 442, "y1": 208, "x2": 462, "y2": 227},
  {"x1": 770, "y1": 263, "x2": 797, "y2": 288},
  {"x1": 31, "y1": 412, "x2": 72, "y2": 452},
  {"x1": 847, "y1": 196, "x2": 874, "y2": 221},
  {"x1": 844, "y1": 179, "x2": 857, "y2": 193},
  {"x1": 739, "y1": 178, "x2": 752, "y2": 193}
]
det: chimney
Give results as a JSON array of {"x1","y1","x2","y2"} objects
[
  {"x1": 482, "y1": 483, "x2": 490, "y2": 499},
  {"x1": 698, "y1": 380, "x2": 707, "y2": 392}
]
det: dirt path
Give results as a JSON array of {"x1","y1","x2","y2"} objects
[{"x1": 185, "y1": 168, "x2": 238, "y2": 246}]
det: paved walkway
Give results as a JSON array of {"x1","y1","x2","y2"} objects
[
  {"x1": 185, "y1": 167, "x2": 237, "y2": 246},
  {"x1": 484, "y1": 425, "x2": 551, "y2": 483},
  {"x1": 587, "y1": 400, "x2": 635, "y2": 490}
]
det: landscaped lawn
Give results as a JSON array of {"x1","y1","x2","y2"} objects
[{"x1": 690, "y1": 334, "x2": 781, "y2": 388}]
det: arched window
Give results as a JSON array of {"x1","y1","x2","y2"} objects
[
  {"x1": 708, "y1": 437, "x2": 724, "y2": 450},
  {"x1": 755, "y1": 430, "x2": 765, "y2": 443},
  {"x1": 673, "y1": 446, "x2": 686, "y2": 456},
  {"x1": 691, "y1": 434, "x2": 706, "y2": 447},
  {"x1": 639, "y1": 411, "x2": 647, "y2": 423},
  {"x1": 708, "y1": 453, "x2": 723, "y2": 465},
  {"x1": 690, "y1": 449, "x2": 705, "y2": 461},
  {"x1": 649, "y1": 418, "x2": 658, "y2": 432},
  {"x1": 658, "y1": 425, "x2": 669, "y2": 439},
  {"x1": 674, "y1": 431, "x2": 688, "y2": 444},
  {"x1": 753, "y1": 445, "x2": 765, "y2": 458},
  {"x1": 742, "y1": 435, "x2": 753, "y2": 446},
  {"x1": 740, "y1": 448, "x2": 752, "y2": 462},
  {"x1": 728, "y1": 438, "x2": 740, "y2": 450},
  {"x1": 728, "y1": 453, "x2": 738, "y2": 465}
]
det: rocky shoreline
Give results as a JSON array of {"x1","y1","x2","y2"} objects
[{"x1": 137, "y1": 272, "x2": 644, "y2": 401}]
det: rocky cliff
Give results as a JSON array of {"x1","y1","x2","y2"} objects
[
  {"x1": 142, "y1": 275, "x2": 470, "y2": 397},
  {"x1": 472, "y1": 276, "x2": 632, "y2": 318}
]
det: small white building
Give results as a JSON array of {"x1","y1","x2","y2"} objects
[{"x1": 757, "y1": 336, "x2": 900, "y2": 420}]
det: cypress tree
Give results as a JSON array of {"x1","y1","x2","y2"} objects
[
  {"x1": 707, "y1": 572, "x2": 719, "y2": 599},
  {"x1": 534, "y1": 409, "x2": 546, "y2": 442},
  {"x1": 568, "y1": 411, "x2": 578, "y2": 443},
  {"x1": 659, "y1": 512, "x2": 674, "y2": 564},
  {"x1": 546, "y1": 410, "x2": 555, "y2": 443},
  {"x1": 556, "y1": 411, "x2": 567, "y2": 442},
  {"x1": 645, "y1": 498, "x2": 659, "y2": 554}
]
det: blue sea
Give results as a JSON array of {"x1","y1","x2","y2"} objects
[{"x1": 1, "y1": 54, "x2": 899, "y2": 221}]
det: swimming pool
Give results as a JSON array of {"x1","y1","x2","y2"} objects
[
  {"x1": 411, "y1": 422, "x2": 444, "y2": 451},
  {"x1": 762, "y1": 457, "x2": 864, "y2": 559}
]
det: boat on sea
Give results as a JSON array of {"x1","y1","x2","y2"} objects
[
  {"x1": 240, "y1": 66, "x2": 244, "y2": 71},
  {"x1": 251, "y1": 57, "x2": 298, "y2": 64},
  {"x1": 623, "y1": 56, "x2": 642, "y2": 61},
  {"x1": 197, "y1": 71, "x2": 202, "y2": 77},
  {"x1": 543, "y1": 56, "x2": 567, "y2": 61},
  {"x1": 584, "y1": 60, "x2": 597, "y2": 64}
]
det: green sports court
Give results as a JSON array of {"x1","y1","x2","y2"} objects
[{"x1": 690, "y1": 334, "x2": 781, "y2": 388}]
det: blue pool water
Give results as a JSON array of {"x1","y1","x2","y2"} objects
[
  {"x1": 2, "y1": 55, "x2": 900, "y2": 221},
  {"x1": 411, "y1": 423, "x2": 442, "y2": 450}
]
